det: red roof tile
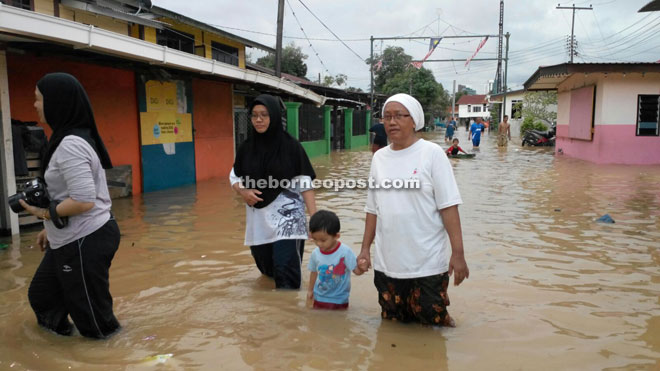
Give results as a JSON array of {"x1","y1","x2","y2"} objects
[{"x1": 456, "y1": 94, "x2": 488, "y2": 105}]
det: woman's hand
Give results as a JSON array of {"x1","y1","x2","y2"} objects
[
  {"x1": 36, "y1": 229, "x2": 49, "y2": 252},
  {"x1": 239, "y1": 189, "x2": 263, "y2": 206},
  {"x1": 18, "y1": 199, "x2": 47, "y2": 220},
  {"x1": 356, "y1": 250, "x2": 371, "y2": 274},
  {"x1": 448, "y1": 253, "x2": 469, "y2": 286}
]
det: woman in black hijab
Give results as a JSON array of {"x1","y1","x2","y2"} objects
[
  {"x1": 20, "y1": 73, "x2": 121, "y2": 338},
  {"x1": 230, "y1": 94, "x2": 317, "y2": 289}
]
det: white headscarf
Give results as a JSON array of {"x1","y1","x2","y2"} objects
[{"x1": 382, "y1": 93, "x2": 425, "y2": 131}]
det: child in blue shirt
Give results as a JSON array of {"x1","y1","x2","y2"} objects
[{"x1": 307, "y1": 210, "x2": 367, "y2": 310}]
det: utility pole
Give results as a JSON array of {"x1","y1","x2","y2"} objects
[
  {"x1": 451, "y1": 79, "x2": 456, "y2": 119},
  {"x1": 502, "y1": 32, "x2": 510, "y2": 123},
  {"x1": 494, "y1": 0, "x2": 504, "y2": 94},
  {"x1": 370, "y1": 36, "x2": 374, "y2": 109},
  {"x1": 275, "y1": 0, "x2": 285, "y2": 77},
  {"x1": 556, "y1": 3, "x2": 592, "y2": 63}
]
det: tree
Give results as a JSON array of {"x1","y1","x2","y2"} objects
[
  {"x1": 321, "y1": 73, "x2": 348, "y2": 87},
  {"x1": 454, "y1": 90, "x2": 469, "y2": 103},
  {"x1": 521, "y1": 91, "x2": 557, "y2": 126},
  {"x1": 382, "y1": 67, "x2": 446, "y2": 123},
  {"x1": 366, "y1": 46, "x2": 412, "y2": 93},
  {"x1": 366, "y1": 46, "x2": 448, "y2": 124},
  {"x1": 256, "y1": 42, "x2": 308, "y2": 78}
]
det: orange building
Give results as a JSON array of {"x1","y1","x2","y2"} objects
[{"x1": 0, "y1": 1, "x2": 324, "y2": 234}]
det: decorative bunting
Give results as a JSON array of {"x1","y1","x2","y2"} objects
[
  {"x1": 465, "y1": 36, "x2": 489, "y2": 67},
  {"x1": 410, "y1": 37, "x2": 442, "y2": 69}
]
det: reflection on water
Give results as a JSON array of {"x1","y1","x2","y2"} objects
[{"x1": 1, "y1": 130, "x2": 658, "y2": 370}]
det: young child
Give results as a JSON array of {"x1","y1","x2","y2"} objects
[
  {"x1": 307, "y1": 210, "x2": 367, "y2": 310},
  {"x1": 446, "y1": 138, "x2": 468, "y2": 156}
]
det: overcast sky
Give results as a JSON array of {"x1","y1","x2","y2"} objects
[{"x1": 154, "y1": 0, "x2": 659, "y2": 94}]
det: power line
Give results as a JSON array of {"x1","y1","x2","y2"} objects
[
  {"x1": 295, "y1": 0, "x2": 365, "y2": 62},
  {"x1": 208, "y1": 23, "x2": 371, "y2": 42},
  {"x1": 580, "y1": 15, "x2": 660, "y2": 51},
  {"x1": 579, "y1": 13, "x2": 656, "y2": 48},
  {"x1": 285, "y1": 0, "x2": 331, "y2": 78}
]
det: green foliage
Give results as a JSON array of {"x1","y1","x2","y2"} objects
[
  {"x1": 256, "y1": 42, "x2": 308, "y2": 78},
  {"x1": 366, "y1": 46, "x2": 411, "y2": 93},
  {"x1": 490, "y1": 104, "x2": 501, "y2": 131},
  {"x1": 521, "y1": 91, "x2": 556, "y2": 125},
  {"x1": 520, "y1": 116, "x2": 548, "y2": 136},
  {"x1": 322, "y1": 73, "x2": 348, "y2": 87},
  {"x1": 381, "y1": 67, "x2": 447, "y2": 124},
  {"x1": 453, "y1": 90, "x2": 469, "y2": 102},
  {"x1": 367, "y1": 46, "x2": 449, "y2": 125},
  {"x1": 512, "y1": 101, "x2": 523, "y2": 119}
]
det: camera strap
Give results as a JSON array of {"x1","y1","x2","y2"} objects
[{"x1": 49, "y1": 200, "x2": 69, "y2": 229}]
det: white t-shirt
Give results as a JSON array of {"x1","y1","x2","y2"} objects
[
  {"x1": 230, "y1": 168, "x2": 312, "y2": 246},
  {"x1": 365, "y1": 139, "x2": 462, "y2": 278}
]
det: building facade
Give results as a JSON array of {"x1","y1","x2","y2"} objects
[{"x1": 524, "y1": 63, "x2": 660, "y2": 165}]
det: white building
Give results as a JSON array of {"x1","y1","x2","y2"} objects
[{"x1": 457, "y1": 94, "x2": 490, "y2": 125}]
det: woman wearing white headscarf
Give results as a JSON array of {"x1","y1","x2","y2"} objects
[{"x1": 357, "y1": 93, "x2": 469, "y2": 327}]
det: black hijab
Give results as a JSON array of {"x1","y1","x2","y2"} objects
[
  {"x1": 37, "y1": 73, "x2": 113, "y2": 175},
  {"x1": 233, "y1": 94, "x2": 316, "y2": 208}
]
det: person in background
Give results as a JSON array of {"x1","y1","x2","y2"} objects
[
  {"x1": 230, "y1": 94, "x2": 317, "y2": 290},
  {"x1": 445, "y1": 138, "x2": 468, "y2": 156},
  {"x1": 469, "y1": 117, "x2": 485, "y2": 148},
  {"x1": 21, "y1": 73, "x2": 121, "y2": 339},
  {"x1": 497, "y1": 115, "x2": 511, "y2": 147},
  {"x1": 369, "y1": 115, "x2": 388, "y2": 153},
  {"x1": 444, "y1": 116, "x2": 457, "y2": 143}
]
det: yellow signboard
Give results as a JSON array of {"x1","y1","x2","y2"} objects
[
  {"x1": 145, "y1": 81, "x2": 178, "y2": 112},
  {"x1": 141, "y1": 80, "x2": 192, "y2": 145},
  {"x1": 140, "y1": 111, "x2": 193, "y2": 145}
]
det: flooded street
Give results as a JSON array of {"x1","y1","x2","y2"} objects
[{"x1": 1, "y1": 128, "x2": 659, "y2": 370}]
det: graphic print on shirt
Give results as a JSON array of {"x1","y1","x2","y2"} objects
[
  {"x1": 318, "y1": 257, "x2": 347, "y2": 290},
  {"x1": 275, "y1": 189, "x2": 307, "y2": 238}
]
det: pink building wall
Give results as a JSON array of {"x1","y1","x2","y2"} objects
[{"x1": 555, "y1": 73, "x2": 660, "y2": 165}]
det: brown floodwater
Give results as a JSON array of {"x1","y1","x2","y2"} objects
[{"x1": 1, "y1": 128, "x2": 659, "y2": 370}]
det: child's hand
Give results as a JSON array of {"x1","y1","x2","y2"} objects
[{"x1": 306, "y1": 290, "x2": 314, "y2": 302}]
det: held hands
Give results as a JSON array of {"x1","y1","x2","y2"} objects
[
  {"x1": 355, "y1": 251, "x2": 371, "y2": 274},
  {"x1": 239, "y1": 188, "x2": 263, "y2": 207},
  {"x1": 357, "y1": 258, "x2": 369, "y2": 273},
  {"x1": 448, "y1": 253, "x2": 470, "y2": 286}
]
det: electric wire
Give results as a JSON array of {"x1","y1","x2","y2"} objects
[{"x1": 295, "y1": 0, "x2": 365, "y2": 62}]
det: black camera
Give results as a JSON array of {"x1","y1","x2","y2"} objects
[{"x1": 8, "y1": 178, "x2": 50, "y2": 213}]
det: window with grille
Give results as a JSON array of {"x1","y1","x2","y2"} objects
[
  {"x1": 156, "y1": 28, "x2": 195, "y2": 54},
  {"x1": 1, "y1": 0, "x2": 32, "y2": 10},
  {"x1": 636, "y1": 95, "x2": 659, "y2": 136},
  {"x1": 212, "y1": 42, "x2": 239, "y2": 66}
]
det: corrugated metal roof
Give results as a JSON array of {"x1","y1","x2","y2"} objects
[{"x1": 524, "y1": 62, "x2": 660, "y2": 90}]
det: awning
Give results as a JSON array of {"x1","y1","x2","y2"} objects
[
  {"x1": 524, "y1": 62, "x2": 660, "y2": 91},
  {"x1": 0, "y1": 5, "x2": 325, "y2": 105}
]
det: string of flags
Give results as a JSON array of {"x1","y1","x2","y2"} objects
[
  {"x1": 410, "y1": 37, "x2": 442, "y2": 69},
  {"x1": 465, "y1": 36, "x2": 489, "y2": 67},
  {"x1": 373, "y1": 36, "x2": 489, "y2": 71}
]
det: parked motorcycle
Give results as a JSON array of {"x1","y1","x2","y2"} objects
[{"x1": 522, "y1": 124, "x2": 556, "y2": 147}]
